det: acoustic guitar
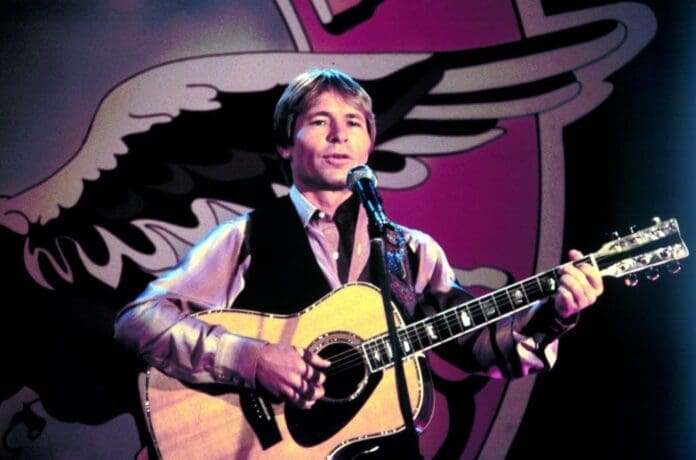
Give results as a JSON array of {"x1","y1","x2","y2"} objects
[{"x1": 143, "y1": 217, "x2": 688, "y2": 459}]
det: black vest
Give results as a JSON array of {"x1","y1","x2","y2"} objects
[
  {"x1": 233, "y1": 196, "x2": 334, "y2": 313},
  {"x1": 232, "y1": 195, "x2": 416, "y2": 317}
]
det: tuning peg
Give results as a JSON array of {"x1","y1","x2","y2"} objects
[
  {"x1": 610, "y1": 231, "x2": 620, "y2": 240},
  {"x1": 624, "y1": 273, "x2": 639, "y2": 287},
  {"x1": 628, "y1": 225, "x2": 636, "y2": 234},
  {"x1": 666, "y1": 261, "x2": 682, "y2": 274},
  {"x1": 645, "y1": 268, "x2": 660, "y2": 281},
  {"x1": 651, "y1": 216, "x2": 662, "y2": 225}
]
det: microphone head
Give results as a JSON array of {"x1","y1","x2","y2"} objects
[{"x1": 347, "y1": 164, "x2": 378, "y2": 190}]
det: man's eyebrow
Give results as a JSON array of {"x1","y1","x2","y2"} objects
[
  {"x1": 305, "y1": 110, "x2": 365, "y2": 120},
  {"x1": 305, "y1": 110, "x2": 331, "y2": 118}
]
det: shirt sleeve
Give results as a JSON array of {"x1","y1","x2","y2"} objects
[
  {"x1": 404, "y1": 227, "x2": 578, "y2": 378},
  {"x1": 113, "y1": 216, "x2": 267, "y2": 388}
]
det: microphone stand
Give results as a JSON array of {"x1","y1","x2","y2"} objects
[{"x1": 368, "y1": 221, "x2": 421, "y2": 458}]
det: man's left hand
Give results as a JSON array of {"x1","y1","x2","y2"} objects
[{"x1": 553, "y1": 249, "x2": 604, "y2": 318}]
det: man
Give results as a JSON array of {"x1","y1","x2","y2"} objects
[{"x1": 114, "y1": 68, "x2": 603, "y2": 454}]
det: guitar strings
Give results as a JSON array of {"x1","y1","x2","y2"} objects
[
  {"x1": 325, "y1": 284, "x2": 551, "y2": 376},
  {"x1": 322, "y1": 252, "x2": 619, "y2": 376},
  {"x1": 320, "y1": 281, "x2": 552, "y2": 377}
]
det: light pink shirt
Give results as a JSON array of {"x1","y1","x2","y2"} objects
[{"x1": 114, "y1": 187, "x2": 572, "y2": 387}]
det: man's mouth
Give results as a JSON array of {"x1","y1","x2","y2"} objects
[{"x1": 323, "y1": 153, "x2": 352, "y2": 165}]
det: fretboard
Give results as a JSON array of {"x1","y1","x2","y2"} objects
[
  {"x1": 361, "y1": 264, "x2": 565, "y2": 373},
  {"x1": 359, "y1": 217, "x2": 688, "y2": 373}
]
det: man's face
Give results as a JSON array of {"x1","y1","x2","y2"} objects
[{"x1": 279, "y1": 90, "x2": 371, "y2": 192}]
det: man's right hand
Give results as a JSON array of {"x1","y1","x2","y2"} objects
[{"x1": 255, "y1": 343, "x2": 331, "y2": 410}]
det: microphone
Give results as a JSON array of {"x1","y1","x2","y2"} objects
[{"x1": 347, "y1": 164, "x2": 390, "y2": 235}]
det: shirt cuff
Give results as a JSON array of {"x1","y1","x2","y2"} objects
[
  {"x1": 518, "y1": 299, "x2": 579, "y2": 342},
  {"x1": 213, "y1": 333, "x2": 268, "y2": 388}
]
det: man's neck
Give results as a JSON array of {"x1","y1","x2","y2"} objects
[{"x1": 299, "y1": 188, "x2": 352, "y2": 217}]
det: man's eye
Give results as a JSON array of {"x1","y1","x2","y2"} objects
[
  {"x1": 348, "y1": 120, "x2": 362, "y2": 127},
  {"x1": 311, "y1": 119, "x2": 328, "y2": 125}
]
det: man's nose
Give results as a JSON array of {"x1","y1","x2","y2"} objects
[{"x1": 328, "y1": 123, "x2": 348, "y2": 143}]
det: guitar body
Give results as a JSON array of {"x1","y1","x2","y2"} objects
[{"x1": 144, "y1": 283, "x2": 432, "y2": 459}]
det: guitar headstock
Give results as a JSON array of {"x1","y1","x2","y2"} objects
[{"x1": 594, "y1": 217, "x2": 689, "y2": 285}]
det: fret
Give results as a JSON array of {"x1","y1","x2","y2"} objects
[
  {"x1": 502, "y1": 288, "x2": 511, "y2": 312},
  {"x1": 479, "y1": 296, "x2": 497, "y2": 320},
  {"x1": 446, "y1": 309, "x2": 465, "y2": 335},
  {"x1": 411, "y1": 323, "x2": 424, "y2": 350},
  {"x1": 399, "y1": 330, "x2": 412, "y2": 354},
  {"x1": 458, "y1": 305, "x2": 473, "y2": 329},
  {"x1": 492, "y1": 292, "x2": 506, "y2": 315},
  {"x1": 452, "y1": 306, "x2": 465, "y2": 331},
  {"x1": 371, "y1": 341, "x2": 384, "y2": 367},
  {"x1": 471, "y1": 299, "x2": 482, "y2": 322},
  {"x1": 520, "y1": 280, "x2": 533, "y2": 303},
  {"x1": 442, "y1": 311, "x2": 455, "y2": 336},
  {"x1": 462, "y1": 304, "x2": 474, "y2": 328},
  {"x1": 384, "y1": 341, "x2": 393, "y2": 361},
  {"x1": 472, "y1": 299, "x2": 484, "y2": 323},
  {"x1": 474, "y1": 298, "x2": 484, "y2": 322},
  {"x1": 507, "y1": 284, "x2": 528, "y2": 309},
  {"x1": 362, "y1": 341, "x2": 377, "y2": 371},
  {"x1": 426, "y1": 322, "x2": 439, "y2": 341},
  {"x1": 501, "y1": 284, "x2": 526, "y2": 314},
  {"x1": 424, "y1": 321, "x2": 439, "y2": 344},
  {"x1": 491, "y1": 293, "x2": 503, "y2": 315},
  {"x1": 526, "y1": 274, "x2": 547, "y2": 301},
  {"x1": 369, "y1": 338, "x2": 388, "y2": 368},
  {"x1": 382, "y1": 337, "x2": 392, "y2": 362},
  {"x1": 537, "y1": 272, "x2": 559, "y2": 296},
  {"x1": 471, "y1": 302, "x2": 484, "y2": 326},
  {"x1": 498, "y1": 287, "x2": 512, "y2": 315},
  {"x1": 534, "y1": 274, "x2": 544, "y2": 297}
]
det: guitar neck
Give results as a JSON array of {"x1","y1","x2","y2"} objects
[
  {"x1": 361, "y1": 260, "x2": 569, "y2": 373},
  {"x1": 361, "y1": 217, "x2": 688, "y2": 373}
]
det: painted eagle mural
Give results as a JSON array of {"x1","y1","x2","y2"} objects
[{"x1": 0, "y1": 1, "x2": 662, "y2": 458}]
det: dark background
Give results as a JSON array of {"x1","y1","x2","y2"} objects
[{"x1": 510, "y1": 1, "x2": 696, "y2": 459}]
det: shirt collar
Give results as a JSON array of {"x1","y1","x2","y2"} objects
[
  {"x1": 289, "y1": 185, "x2": 319, "y2": 227},
  {"x1": 288, "y1": 185, "x2": 361, "y2": 227}
]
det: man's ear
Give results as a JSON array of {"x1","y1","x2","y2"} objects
[{"x1": 277, "y1": 146, "x2": 291, "y2": 160}]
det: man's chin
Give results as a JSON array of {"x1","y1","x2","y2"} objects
[
  {"x1": 320, "y1": 174, "x2": 352, "y2": 191},
  {"x1": 326, "y1": 183, "x2": 351, "y2": 192},
  {"x1": 300, "y1": 179, "x2": 349, "y2": 193}
]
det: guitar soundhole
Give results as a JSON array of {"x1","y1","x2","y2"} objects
[
  {"x1": 286, "y1": 334, "x2": 383, "y2": 447},
  {"x1": 318, "y1": 342, "x2": 367, "y2": 402}
]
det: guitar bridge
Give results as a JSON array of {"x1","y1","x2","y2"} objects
[{"x1": 239, "y1": 389, "x2": 282, "y2": 449}]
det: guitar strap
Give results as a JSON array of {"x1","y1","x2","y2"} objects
[
  {"x1": 378, "y1": 224, "x2": 424, "y2": 459},
  {"x1": 382, "y1": 224, "x2": 418, "y2": 323}
]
